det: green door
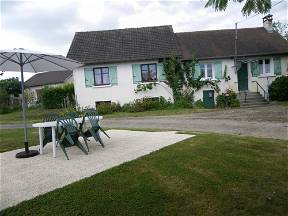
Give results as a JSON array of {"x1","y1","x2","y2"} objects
[
  {"x1": 237, "y1": 63, "x2": 248, "y2": 91},
  {"x1": 203, "y1": 90, "x2": 215, "y2": 108}
]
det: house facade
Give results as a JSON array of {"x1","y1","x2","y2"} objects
[
  {"x1": 67, "y1": 17, "x2": 288, "y2": 109},
  {"x1": 25, "y1": 70, "x2": 73, "y2": 104}
]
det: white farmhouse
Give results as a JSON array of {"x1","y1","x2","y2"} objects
[{"x1": 67, "y1": 15, "x2": 288, "y2": 108}]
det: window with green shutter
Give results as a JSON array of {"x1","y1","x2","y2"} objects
[
  {"x1": 214, "y1": 61, "x2": 223, "y2": 79},
  {"x1": 273, "y1": 57, "x2": 281, "y2": 75},
  {"x1": 93, "y1": 67, "x2": 110, "y2": 86},
  {"x1": 193, "y1": 64, "x2": 201, "y2": 79},
  {"x1": 132, "y1": 64, "x2": 142, "y2": 84},
  {"x1": 251, "y1": 61, "x2": 259, "y2": 77},
  {"x1": 84, "y1": 67, "x2": 94, "y2": 87},
  {"x1": 157, "y1": 63, "x2": 166, "y2": 81},
  {"x1": 109, "y1": 66, "x2": 118, "y2": 85}
]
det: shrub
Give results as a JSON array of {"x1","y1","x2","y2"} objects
[
  {"x1": 216, "y1": 89, "x2": 240, "y2": 108},
  {"x1": 96, "y1": 102, "x2": 121, "y2": 115},
  {"x1": 42, "y1": 84, "x2": 75, "y2": 109},
  {"x1": 194, "y1": 99, "x2": 204, "y2": 108},
  {"x1": 269, "y1": 76, "x2": 288, "y2": 101},
  {"x1": 121, "y1": 97, "x2": 171, "y2": 113}
]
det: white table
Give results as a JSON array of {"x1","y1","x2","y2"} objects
[{"x1": 32, "y1": 116, "x2": 103, "y2": 158}]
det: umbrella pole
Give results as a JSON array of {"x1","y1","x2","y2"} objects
[{"x1": 16, "y1": 53, "x2": 39, "y2": 158}]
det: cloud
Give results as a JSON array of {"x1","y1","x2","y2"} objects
[{"x1": 1, "y1": 0, "x2": 287, "y2": 81}]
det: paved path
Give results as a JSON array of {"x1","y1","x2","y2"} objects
[
  {"x1": 1, "y1": 105, "x2": 287, "y2": 139},
  {"x1": 0, "y1": 130, "x2": 193, "y2": 210},
  {"x1": 102, "y1": 105, "x2": 288, "y2": 140}
]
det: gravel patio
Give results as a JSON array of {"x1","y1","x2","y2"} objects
[{"x1": 0, "y1": 130, "x2": 193, "y2": 210}]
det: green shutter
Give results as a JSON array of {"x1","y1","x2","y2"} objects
[
  {"x1": 157, "y1": 63, "x2": 166, "y2": 81},
  {"x1": 273, "y1": 57, "x2": 282, "y2": 75},
  {"x1": 251, "y1": 61, "x2": 259, "y2": 77},
  {"x1": 84, "y1": 67, "x2": 94, "y2": 87},
  {"x1": 214, "y1": 61, "x2": 222, "y2": 79},
  {"x1": 132, "y1": 64, "x2": 142, "y2": 84},
  {"x1": 193, "y1": 64, "x2": 201, "y2": 79},
  {"x1": 109, "y1": 66, "x2": 118, "y2": 85}
]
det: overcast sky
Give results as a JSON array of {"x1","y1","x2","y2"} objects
[{"x1": 0, "y1": 0, "x2": 287, "y2": 80}]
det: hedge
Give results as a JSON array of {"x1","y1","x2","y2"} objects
[{"x1": 42, "y1": 84, "x2": 75, "y2": 109}]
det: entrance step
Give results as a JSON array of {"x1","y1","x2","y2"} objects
[{"x1": 238, "y1": 92, "x2": 270, "y2": 108}]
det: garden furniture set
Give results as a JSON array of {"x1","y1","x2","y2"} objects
[{"x1": 33, "y1": 110, "x2": 109, "y2": 160}]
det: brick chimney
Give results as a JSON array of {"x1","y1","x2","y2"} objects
[{"x1": 263, "y1": 14, "x2": 273, "y2": 33}]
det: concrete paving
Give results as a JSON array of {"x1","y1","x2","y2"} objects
[{"x1": 0, "y1": 130, "x2": 193, "y2": 210}]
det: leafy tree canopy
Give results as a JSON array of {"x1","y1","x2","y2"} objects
[
  {"x1": 273, "y1": 21, "x2": 288, "y2": 40},
  {"x1": 205, "y1": 0, "x2": 271, "y2": 16},
  {"x1": 0, "y1": 77, "x2": 21, "y2": 96}
]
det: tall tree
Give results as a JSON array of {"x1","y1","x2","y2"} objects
[
  {"x1": 0, "y1": 77, "x2": 21, "y2": 96},
  {"x1": 273, "y1": 21, "x2": 288, "y2": 40},
  {"x1": 205, "y1": 0, "x2": 271, "y2": 16}
]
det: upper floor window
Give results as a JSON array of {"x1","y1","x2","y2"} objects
[
  {"x1": 200, "y1": 63, "x2": 214, "y2": 79},
  {"x1": 258, "y1": 59, "x2": 270, "y2": 75},
  {"x1": 141, "y1": 64, "x2": 157, "y2": 82},
  {"x1": 93, "y1": 67, "x2": 110, "y2": 86}
]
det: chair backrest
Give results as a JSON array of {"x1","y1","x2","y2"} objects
[
  {"x1": 66, "y1": 112, "x2": 79, "y2": 118},
  {"x1": 43, "y1": 112, "x2": 60, "y2": 122},
  {"x1": 83, "y1": 110, "x2": 100, "y2": 127},
  {"x1": 56, "y1": 117, "x2": 78, "y2": 135}
]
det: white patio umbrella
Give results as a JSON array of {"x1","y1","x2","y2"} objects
[{"x1": 0, "y1": 48, "x2": 82, "y2": 158}]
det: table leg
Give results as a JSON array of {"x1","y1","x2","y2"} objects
[
  {"x1": 38, "y1": 127, "x2": 43, "y2": 154},
  {"x1": 52, "y1": 127, "x2": 56, "y2": 158}
]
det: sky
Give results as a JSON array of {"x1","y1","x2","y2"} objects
[{"x1": 0, "y1": 0, "x2": 287, "y2": 81}]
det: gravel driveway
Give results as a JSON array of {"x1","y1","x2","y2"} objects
[{"x1": 102, "y1": 105, "x2": 288, "y2": 140}]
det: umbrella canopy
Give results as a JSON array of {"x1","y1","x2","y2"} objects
[
  {"x1": 0, "y1": 48, "x2": 82, "y2": 158},
  {"x1": 0, "y1": 48, "x2": 82, "y2": 72}
]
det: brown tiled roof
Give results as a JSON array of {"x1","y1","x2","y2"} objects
[
  {"x1": 25, "y1": 70, "x2": 72, "y2": 88},
  {"x1": 176, "y1": 27, "x2": 288, "y2": 60},
  {"x1": 67, "y1": 25, "x2": 181, "y2": 64}
]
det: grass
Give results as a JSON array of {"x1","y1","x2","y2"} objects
[
  {"x1": 1, "y1": 132, "x2": 287, "y2": 215},
  {"x1": 0, "y1": 107, "x2": 63, "y2": 125},
  {"x1": 277, "y1": 101, "x2": 288, "y2": 107},
  {"x1": 0, "y1": 107, "x2": 212, "y2": 125},
  {"x1": 0, "y1": 128, "x2": 39, "y2": 153}
]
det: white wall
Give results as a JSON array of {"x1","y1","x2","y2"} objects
[
  {"x1": 74, "y1": 56, "x2": 288, "y2": 108},
  {"x1": 73, "y1": 61, "x2": 173, "y2": 108}
]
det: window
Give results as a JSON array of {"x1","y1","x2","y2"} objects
[
  {"x1": 258, "y1": 59, "x2": 270, "y2": 75},
  {"x1": 141, "y1": 64, "x2": 157, "y2": 82},
  {"x1": 93, "y1": 67, "x2": 110, "y2": 86},
  {"x1": 199, "y1": 63, "x2": 214, "y2": 79}
]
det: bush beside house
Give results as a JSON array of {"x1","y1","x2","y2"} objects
[
  {"x1": 216, "y1": 89, "x2": 240, "y2": 108},
  {"x1": 42, "y1": 84, "x2": 75, "y2": 109},
  {"x1": 269, "y1": 76, "x2": 288, "y2": 101}
]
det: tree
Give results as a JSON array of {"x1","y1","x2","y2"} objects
[
  {"x1": 273, "y1": 21, "x2": 288, "y2": 40},
  {"x1": 0, "y1": 77, "x2": 21, "y2": 96},
  {"x1": 205, "y1": 0, "x2": 271, "y2": 16}
]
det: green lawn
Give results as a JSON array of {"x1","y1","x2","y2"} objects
[
  {"x1": 0, "y1": 128, "x2": 39, "y2": 153},
  {"x1": 0, "y1": 107, "x2": 212, "y2": 125},
  {"x1": 1, "y1": 133, "x2": 287, "y2": 216}
]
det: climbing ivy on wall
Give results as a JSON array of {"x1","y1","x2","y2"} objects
[{"x1": 163, "y1": 55, "x2": 220, "y2": 102}]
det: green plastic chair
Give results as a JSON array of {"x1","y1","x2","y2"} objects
[
  {"x1": 42, "y1": 112, "x2": 60, "y2": 148},
  {"x1": 80, "y1": 110, "x2": 110, "y2": 148},
  {"x1": 56, "y1": 117, "x2": 89, "y2": 160},
  {"x1": 66, "y1": 112, "x2": 79, "y2": 118}
]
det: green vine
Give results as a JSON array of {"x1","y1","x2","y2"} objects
[
  {"x1": 134, "y1": 82, "x2": 157, "y2": 93},
  {"x1": 223, "y1": 65, "x2": 231, "y2": 82},
  {"x1": 163, "y1": 55, "x2": 221, "y2": 101}
]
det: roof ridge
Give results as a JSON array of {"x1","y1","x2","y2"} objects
[
  {"x1": 176, "y1": 27, "x2": 264, "y2": 34},
  {"x1": 75, "y1": 25, "x2": 173, "y2": 34}
]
